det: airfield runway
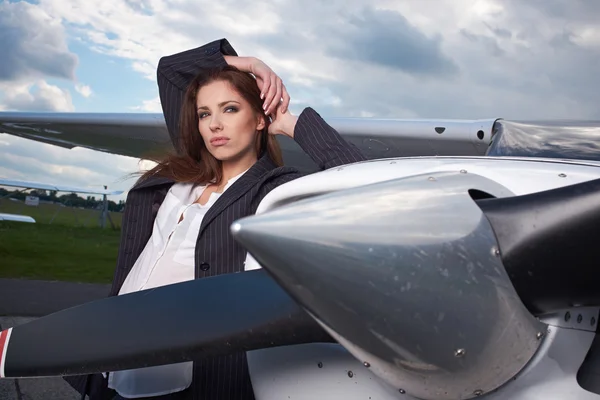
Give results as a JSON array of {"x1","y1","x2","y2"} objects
[{"x1": 0, "y1": 278, "x2": 111, "y2": 399}]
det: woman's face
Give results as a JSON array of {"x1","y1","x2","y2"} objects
[{"x1": 196, "y1": 80, "x2": 265, "y2": 163}]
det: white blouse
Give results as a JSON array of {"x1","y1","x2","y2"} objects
[{"x1": 108, "y1": 169, "x2": 248, "y2": 398}]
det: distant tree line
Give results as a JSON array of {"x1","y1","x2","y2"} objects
[{"x1": 0, "y1": 188, "x2": 125, "y2": 212}]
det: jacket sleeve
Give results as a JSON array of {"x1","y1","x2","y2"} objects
[
  {"x1": 157, "y1": 38, "x2": 238, "y2": 151},
  {"x1": 293, "y1": 107, "x2": 366, "y2": 170},
  {"x1": 258, "y1": 108, "x2": 367, "y2": 196}
]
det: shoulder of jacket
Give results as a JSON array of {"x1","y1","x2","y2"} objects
[{"x1": 256, "y1": 166, "x2": 299, "y2": 183}]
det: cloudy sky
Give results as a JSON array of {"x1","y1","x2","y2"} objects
[{"x1": 0, "y1": 0, "x2": 599, "y2": 201}]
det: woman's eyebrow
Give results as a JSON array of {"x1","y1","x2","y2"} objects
[{"x1": 197, "y1": 100, "x2": 241, "y2": 111}]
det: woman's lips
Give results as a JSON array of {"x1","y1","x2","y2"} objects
[{"x1": 210, "y1": 137, "x2": 230, "y2": 146}]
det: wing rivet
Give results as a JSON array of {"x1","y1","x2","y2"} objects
[
  {"x1": 399, "y1": 389, "x2": 406, "y2": 394},
  {"x1": 536, "y1": 332, "x2": 544, "y2": 340},
  {"x1": 565, "y1": 311, "x2": 571, "y2": 322},
  {"x1": 363, "y1": 361, "x2": 371, "y2": 368},
  {"x1": 460, "y1": 169, "x2": 467, "y2": 174},
  {"x1": 473, "y1": 389, "x2": 484, "y2": 396},
  {"x1": 454, "y1": 348, "x2": 466, "y2": 357},
  {"x1": 591, "y1": 317, "x2": 596, "y2": 326},
  {"x1": 577, "y1": 314, "x2": 583, "y2": 323},
  {"x1": 559, "y1": 173, "x2": 567, "y2": 177},
  {"x1": 317, "y1": 362, "x2": 323, "y2": 368},
  {"x1": 428, "y1": 177, "x2": 436, "y2": 181},
  {"x1": 347, "y1": 371, "x2": 354, "y2": 378}
]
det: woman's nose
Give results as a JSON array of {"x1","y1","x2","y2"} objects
[{"x1": 209, "y1": 115, "x2": 222, "y2": 130}]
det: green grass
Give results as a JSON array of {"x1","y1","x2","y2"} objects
[
  {"x1": 0, "y1": 201, "x2": 123, "y2": 284},
  {"x1": 0, "y1": 199, "x2": 122, "y2": 228}
]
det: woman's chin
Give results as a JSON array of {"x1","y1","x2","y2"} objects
[
  {"x1": 209, "y1": 148, "x2": 235, "y2": 161},
  {"x1": 209, "y1": 148, "x2": 256, "y2": 163}
]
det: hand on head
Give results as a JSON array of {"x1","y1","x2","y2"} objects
[{"x1": 249, "y1": 59, "x2": 290, "y2": 117}]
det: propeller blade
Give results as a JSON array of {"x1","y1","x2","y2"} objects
[
  {"x1": 0, "y1": 269, "x2": 332, "y2": 379},
  {"x1": 231, "y1": 171, "x2": 547, "y2": 400},
  {"x1": 475, "y1": 176, "x2": 600, "y2": 315}
]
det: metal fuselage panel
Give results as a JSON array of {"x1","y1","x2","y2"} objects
[{"x1": 255, "y1": 156, "x2": 600, "y2": 214}]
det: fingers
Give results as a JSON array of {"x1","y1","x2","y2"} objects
[
  {"x1": 255, "y1": 67, "x2": 289, "y2": 115},
  {"x1": 268, "y1": 77, "x2": 283, "y2": 116},
  {"x1": 263, "y1": 74, "x2": 279, "y2": 116},
  {"x1": 259, "y1": 76, "x2": 270, "y2": 101},
  {"x1": 281, "y1": 83, "x2": 290, "y2": 114}
]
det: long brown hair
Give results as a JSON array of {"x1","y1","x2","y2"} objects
[{"x1": 139, "y1": 65, "x2": 283, "y2": 185}]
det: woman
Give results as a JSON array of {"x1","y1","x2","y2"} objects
[{"x1": 66, "y1": 38, "x2": 365, "y2": 400}]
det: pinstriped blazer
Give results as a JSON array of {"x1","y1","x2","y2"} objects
[{"x1": 65, "y1": 39, "x2": 366, "y2": 400}]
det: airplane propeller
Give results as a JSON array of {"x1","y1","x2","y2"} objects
[
  {"x1": 475, "y1": 176, "x2": 600, "y2": 315},
  {"x1": 0, "y1": 269, "x2": 332, "y2": 379}
]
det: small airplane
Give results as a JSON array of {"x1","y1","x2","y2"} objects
[
  {"x1": 0, "y1": 177, "x2": 123, "y2": 225},
  {"x1": 0, "y1": 111, "x2": 599, "y2": 400}
]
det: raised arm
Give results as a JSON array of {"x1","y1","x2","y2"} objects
[
  {"x1": 157, "y1": 39, "x2": 237, "y2": 151},
  {"x1": 270, "y1": 107, "x2": 367, "y2": 171},
  {"x1": 294, "y1": 107, "x2": 366, "y2": 169},
  {"x1": 158, "y1": 40, "x2": 363, "y2": 170}
]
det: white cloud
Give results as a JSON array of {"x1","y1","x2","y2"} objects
[
  {"x1": 0, "y1": 1, "x2": 77, "y2": 82},
  {"x1": 131, "y1": 61, "x2": 155, "y2": 80},
  {"x1": 0, "y1": 80, "x2": 74, "y2": 112},
  {"x1": 0, "y1": 1, "x2": 78, "y2": 112},
  {"x1": 29, "y1": 0, "x2": 600, "y2": 120},
  {"x1": 130, "y1": 96, "x2": 162, "y2": 112},
  {"x1": 75, "y1": 83, "x2": 93, "y2": 97}
]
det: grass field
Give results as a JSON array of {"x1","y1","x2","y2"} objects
[
  {"x1": 0, "y1": 200, "x2": 123, "y2": 283},
  {"x1": 0, "y1": 199, "x2": 122, "y2": 228}
]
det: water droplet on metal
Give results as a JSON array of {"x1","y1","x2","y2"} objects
[
  {"x1": 428, "y1": 176, "x2": 436, "y2": 181},
  {"x1": 474, "y1": 389, "x2": 483, "y2": 396},
  {"x1": 492, "y1": 247, "x2": 500, "y2": 256},
  {"x1": 399, "y1": 389, "x2": 406, "y2": 394},
  {"x1": 460, "y1": 169, "x2": 467, "y2": 174},
  {"x1": 317, "y1": 362, "x2": 323, "y2": 368},
  {"x1": 390, "y1": 161, "x2": 397, "y2": 164},
  {"x1": 348, "y1": 371, "x2": 354, "y2": 378},
  {"x1": 559, "y1": 173, "x2": 566, "y2": 177},
  {"x1": 536, "y1": 332, "x2": 544, "y2": 340},
  {"x1": 363, "y1": 361, "x2": 370, "y2": 368},
  {"x1": 454, "y1": 348, "x2": 466, "y2": 357}
]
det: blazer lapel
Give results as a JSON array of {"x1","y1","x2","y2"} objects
[{"x1": 199, "y1": 155, "x2": 277, "y2": 235}]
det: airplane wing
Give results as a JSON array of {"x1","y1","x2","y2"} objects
[
  {"x1": 0, "y1": 178, "x2": 123, "y2": 196},
  {"x1": 0, "y1": 112, "x2": 497, "y2": 170},
  {"x1": 0, "y1": 213, "x2": 35, "y2": 223}
]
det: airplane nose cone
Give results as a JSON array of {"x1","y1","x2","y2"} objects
[{"x1": 231, "y1": 171, "x2": 547, "y2": 400}]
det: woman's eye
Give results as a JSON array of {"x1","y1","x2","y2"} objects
[
  {"x1": 198, "y1": 112, "x2": 208, "y2": 119},
  {"x1": 225, "y1": 106, "x2": 238, "y2": 113}
]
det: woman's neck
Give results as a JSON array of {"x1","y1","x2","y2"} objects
[{"x1": 220, "y1": 153, "x2": 257, "y2": 184}]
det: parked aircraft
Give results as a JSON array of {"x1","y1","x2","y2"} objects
[
  {"x1": 0, "y1": 112, "x2": 599, "y2": 400},
  {"x1": 0, "y1": 177, "x2": 123, "y2": 225}
]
